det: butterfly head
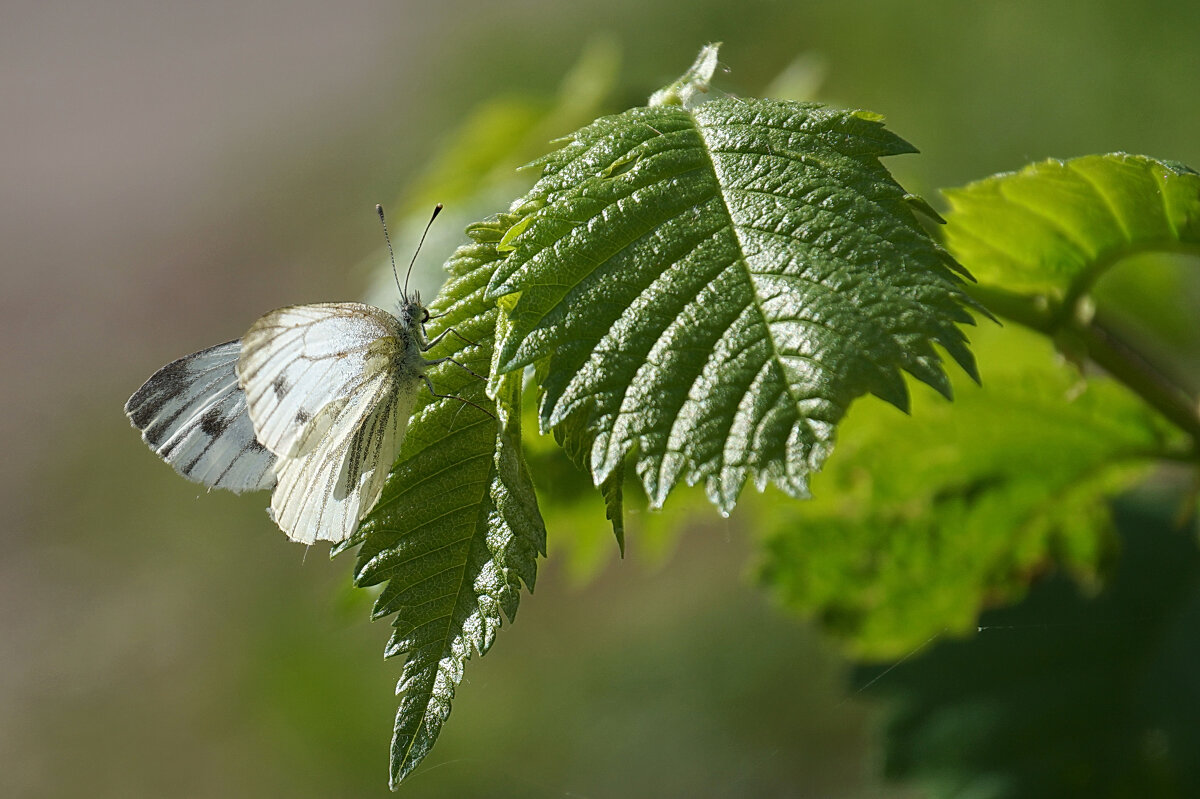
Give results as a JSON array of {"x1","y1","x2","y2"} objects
[{"x1": 398, "y1": 291, "x2": 430, "y2": 329}]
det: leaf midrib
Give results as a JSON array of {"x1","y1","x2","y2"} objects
[{"x1": 692, "y1": 111, "x2": 809, "y2": 434}]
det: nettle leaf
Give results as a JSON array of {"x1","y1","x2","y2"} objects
[
  {"x1": 944, "y1": 153, "x2": 1200, "y2": 296},
  {"x1": 488, "y1": 73, "x2": 976, "y2": 514},
  {"x1": 340, "y1": 215, "x2": 546, "y2": 787}
]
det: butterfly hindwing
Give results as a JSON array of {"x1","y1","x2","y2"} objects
[
  {"x1": 269, "y1": 365, "x2": 421, "y2": 544},
  {"x1": 125, "y1": 340, "x2": 277, "y2": 493},
  {"x1": 129, "y1": 300, "x2": 437, "y2": 544}
]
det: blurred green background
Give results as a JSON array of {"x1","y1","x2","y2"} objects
[{"x1": 4, "y1": 2, "x2": 1199, "y2": 796}]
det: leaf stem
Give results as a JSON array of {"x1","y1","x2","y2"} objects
[{"x1": 969, "y1": 284, "x2": 1200, "y2": 447}]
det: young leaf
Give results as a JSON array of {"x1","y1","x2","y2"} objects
[
  {"x1": 488, "y1": 60, "x2": 976, "y2": 515},
  {"x1": 944, "y1": 153, "x2": 1200, "y2": 297},
  {"x1": 339, "y1": 215, "x2": 546, "y2": 787},
  {"x1": 945, "y1": 153, "x2": 1200, "y2": 443},
  {"x1": 648, "y1": 41, "x2": 720, "y2": 108}
]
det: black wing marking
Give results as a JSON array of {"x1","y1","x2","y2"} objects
[{"x1": 126, "y1": 340, "x2": 276, "y2": 493}]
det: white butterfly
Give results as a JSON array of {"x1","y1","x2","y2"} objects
[{"x1": 126, "y1": 206, "x2": 477, "y2": 544}]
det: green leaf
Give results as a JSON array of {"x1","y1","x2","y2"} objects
[
  {"x1": 496, "y1": 214, "x2": 533, "y2": 253},
  {"x1": 488, "y1": 81, "x2": 976, "y2": 515},
  {"x1": 757, "y1": 323, "x2": 1176, "y2": 658},
  {"x1": 943, "y1": 152, "x2": 1200, "y2": 449},
  {"x1": 943, "y1": 153, "x2": 1200, "y2": 297},
  {"x1": 648, "y1": 41, "x2": 720, "y2": 107},
  {"x1": 341, "y1": 215, "x2": 546, "y2": 787},
  {"x1": 600, "y1": 463, "x2": 625, "y2": 556}
]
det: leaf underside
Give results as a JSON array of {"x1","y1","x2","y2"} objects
[
  {"x1": 341, "y1": 215, "x2": 546, "y2": 788},
  {"x1": 489, "y1": 98, "x2": 977, "y2": 514}
]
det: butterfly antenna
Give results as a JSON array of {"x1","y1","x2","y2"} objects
[
  {"x1": 376, "y1": 204, "x2": 403, "y2": 298},
  {"x1": 376, "y1": 203, "x2": 443, "y2": 300}
]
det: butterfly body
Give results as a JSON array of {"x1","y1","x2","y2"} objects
[{"x1": 128, "y1": 297, "x2": 446, "y2": 545}]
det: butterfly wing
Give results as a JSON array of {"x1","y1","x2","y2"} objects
[
  {"x1": 125, "y1": 340, "x2": 277, "y2": 493},
  {"x1": 237, "y1": 303, "x2": 405, "y2": 458},
  {"x1": 237, "y1": 303, "x2": 420, "y2": 544},
  {"x1": 269, "y1": 365, "x2": 421, "y2": 543}
]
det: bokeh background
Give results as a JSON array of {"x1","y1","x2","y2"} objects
[{"x1": 4, "y1": 2, "x2": 1200, "y2": 797}]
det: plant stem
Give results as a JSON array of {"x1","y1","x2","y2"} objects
[{"x1": 968, "y1": 284, "x2": 1200, "y2": 446}]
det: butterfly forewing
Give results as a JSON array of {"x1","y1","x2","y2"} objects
[
  {"x1": 237, "y1": 303, "x2": 407, "y2": 458},
  {"x1": 125, "y1": 340, "x2": 277, "y2": 493},
  {"x1": 237, "y1": 302, "x2": 422, "y2": 544}
]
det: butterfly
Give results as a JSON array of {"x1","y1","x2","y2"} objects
[{"x1": 125, "y1": 204, "x2": 482, "y2": 545}]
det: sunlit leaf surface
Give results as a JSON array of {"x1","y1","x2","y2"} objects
[{"x1": 490, "y1": 96, "x2": 976, "y2": 514}]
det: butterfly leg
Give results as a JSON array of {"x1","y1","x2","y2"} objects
[
  {"x1": 423, "y1": 326, "x2": 480, "y2": 350},
  {"x1": 421, "y1": 375, "x2": 496, "y2": 418},
  {"x1": 423, "y1": 356, "x2": 487, "y2": 382}
]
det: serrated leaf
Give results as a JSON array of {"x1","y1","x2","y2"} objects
[
  {"x1": 601, "y1": 463, "x2": 625, "y2": 555},
  {"x1": 344, "y1": 216, "x2": 546, "y2": 788},
  {"x1": 488, "y1": 91, "x2": 976, "y2": 515},
  {"x1": 943, "y1": 153, "x2": 1200, "y2": 296},
  {"x1": 757, "y1": 324, "x2": 1176, "y2": 658}
]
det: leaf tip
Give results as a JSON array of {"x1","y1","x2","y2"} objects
[{"x1": 649, "y1": 43, "x2": 721, "y2": 108}]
